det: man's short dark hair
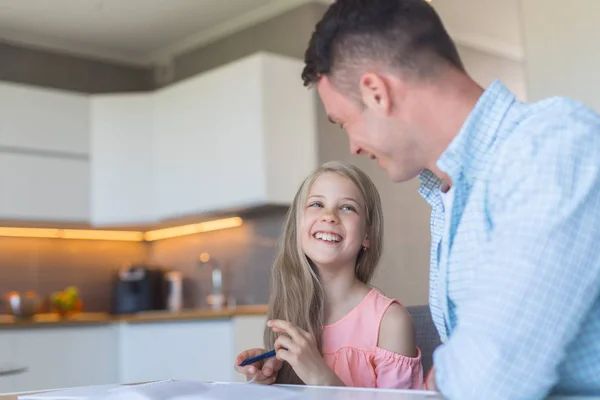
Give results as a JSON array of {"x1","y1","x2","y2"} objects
[{"x1": 302, "y1": 0, "x2": 464, "y2": 88}]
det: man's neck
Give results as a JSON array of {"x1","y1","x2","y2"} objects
[{"x1": 420, "y1": 71, "x2": 484, "y2": 184}]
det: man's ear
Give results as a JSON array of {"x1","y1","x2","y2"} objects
[{"x1": 359, "y1": 73, "x2": 392, "y2": 116}]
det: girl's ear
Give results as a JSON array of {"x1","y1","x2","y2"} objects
[{"x1": 362, "y1": 235, "x2": 370, "y2": 249}]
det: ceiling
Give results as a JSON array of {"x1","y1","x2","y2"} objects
[{"x1": 0, "y1": 0, "x2": 524, "y2": 66}]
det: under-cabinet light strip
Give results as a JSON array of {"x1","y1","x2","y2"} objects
[{"x1": 0, "y1": 217, "x2": 243, "y2": 242}]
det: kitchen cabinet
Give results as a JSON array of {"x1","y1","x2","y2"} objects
[
  {"x1": 0, "y1": 315, "x2": 266, "y2": 393},
  {"x1": 0, "y1": 52, "x2": 317, "y2": 226},
  {"x1": 231, "y1": 315, "x2": 268, "y2": 382},
  {"x1": 0, "y1": 82, "x2": 90, "y2": 155},
  {"x1": 91, "y1": 52, "x2": 317, "y2": 225},
  {"x1": 118, "y1": 320, "x2": 235, "y2": 383},
  {"x1": 152, "y1": 55, "x2": 264, "y2": 220},
  {"x1": 0, "y1": 331, "x2": 15, "y2": 394},
  {"x1": 153, "y1": 52, "x2": 317, "y2": 220},
  {"x1": 10, "y1": 325, "x2": 118, "y2": 392},
  {"x1": 0, "y1": 153, "x2": 90, "y2": 222},
  {"x1": 90, "y1": 94, "x2": 154, "y2": 225},
  {"x1": 0, "y1": 82, "x2": 91, "y2": 222}
]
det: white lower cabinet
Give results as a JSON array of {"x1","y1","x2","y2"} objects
[
  {"x1": 10, "y1": 325, "x2": 118, "y2": 392},
  {"x1": 118, "y1": 320, "x2": 235, "y2": 383},
  {"x1": 0, "y1": 316, "x2": 265, "y2": 394}
]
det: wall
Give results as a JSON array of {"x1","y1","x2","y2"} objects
[
  {"x1": 149, "y1": 211, "x2": 285, "y2": 308},
  {"x1": 0, "y1": 237, "x2": 147, "y2": 312},
  {"x1": 0, "y1": 40, "x2": 153, "y2": 93},
  {"x1": 521, "y1": 0, "x2": 600, "y2": 112},
  {"x1": 457, "y1": 45, "x2": 527, "y2": 101},
  {"x1": 167, "y1": 3, "x2": 325, "y2": 86}
]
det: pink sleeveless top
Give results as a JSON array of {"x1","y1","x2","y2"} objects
[{"x1": 322, "y1": 289, "x2": 424, "y2": 389}]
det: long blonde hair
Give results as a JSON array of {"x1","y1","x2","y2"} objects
[{"x1": 264, "y1": 161, "x2": 384, "y2": 384}]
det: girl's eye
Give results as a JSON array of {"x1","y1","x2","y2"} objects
[
  {"x1": 341, "y1": 205, "x2": 356, "y2": 212},
  {"x1": 308, "y1": 202, "x2": 323, "y2": 208}
]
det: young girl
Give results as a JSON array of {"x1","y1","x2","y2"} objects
[{"x1": 235, "y1": 162, "x2": 423, "y2": 389}]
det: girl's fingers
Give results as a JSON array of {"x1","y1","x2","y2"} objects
[
  {"x1": 274, "y1": 335, "x2": 297, "y2": 353},
  {"x1": 275, "y1": 348, "x2": 293, "y2": 364},
  {"x1": 268, "y1": 319, "x2": 307, "y2": 343}
]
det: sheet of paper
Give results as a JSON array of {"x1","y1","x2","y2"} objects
[
  {"x1": 18, "y1": 383, "x2": 123, "y2": 400},
  {"x1": 105, "y1": 381, "x2": 305, "y2": 400}
]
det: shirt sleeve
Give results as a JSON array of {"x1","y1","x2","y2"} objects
[
  {"x1": 373, "y1": 347, "x2": 424, "y2": 390},
  {"x1": 434, "y1": 114, "x2": 600, "y2": 400}
]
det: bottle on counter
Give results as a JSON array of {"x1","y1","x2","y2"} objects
[
  {"x1": 197, "y1": 252, "x2": 228, "y2": 311},
  {"x1": 164, "y1": 270, "x2": 183, "y2": 312}
]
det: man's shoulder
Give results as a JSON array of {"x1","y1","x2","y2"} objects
[
  {"x1": 493, "y1": 96, "x2": 600, "y2": 168},
  {"x1": 520, "y1": 95, "x2": 600, "y2": 130}
]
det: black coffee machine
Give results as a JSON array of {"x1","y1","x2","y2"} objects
[{"x1": 112, "y1": 264, "x2": 166, "y2": 314}]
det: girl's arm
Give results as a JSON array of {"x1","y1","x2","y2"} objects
[
  {"x1": 374, "y1": 303, "x2": 424, "y2": 389},
  {"x1": 378, "y1": 303, "x2": 417, "y2": 357}
]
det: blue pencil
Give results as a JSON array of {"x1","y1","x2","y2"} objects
[{"x1": 239, "y1": 349, "x2": 277, "y2": 367}]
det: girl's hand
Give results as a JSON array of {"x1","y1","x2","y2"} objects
[
  {"x1": 234, "y1": 348, "x2": 282, "y2": 385},
  {"x1": 268, "y1": 320, "x2": 344, "y2": 387}
]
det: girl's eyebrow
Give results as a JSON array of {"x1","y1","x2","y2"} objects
[
  {"x1": 308, "y1": 195, "x2": 360, "y2": 206},
  {"x1": 341, "y1": 196, "x2": 359, "y2": 205}
]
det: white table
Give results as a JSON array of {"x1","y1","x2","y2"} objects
[
  {"x1": 281, "y1": 385, "x2": 443, "y2": 399},
  {"x1": 1, "y1": 382, "x2": 598, "y2": 400},
  {"x1": 280, "y1": 385, "x2": 599, "y2": 400}
]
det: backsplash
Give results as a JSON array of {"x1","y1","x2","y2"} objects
[
  {"x1": 149, "y1": 211, "x2": 284, "y2": 308},
  {"x1": 0, "y1": 209, "x2": 287, "y2": 313}
]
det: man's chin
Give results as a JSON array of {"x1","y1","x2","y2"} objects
[{"x1": 385, "y1": 165, "x2": 419, "y2": 183}]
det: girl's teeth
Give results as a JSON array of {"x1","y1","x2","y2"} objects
[{"x1": 315, "y1": 233, "x2": 340, "y2": 242}]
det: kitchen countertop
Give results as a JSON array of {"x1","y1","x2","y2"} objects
[{"x1": 0, "y1": 305, "x2": 268, "y2": 329}]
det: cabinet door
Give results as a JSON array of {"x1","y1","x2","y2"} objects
[
  {"x1": 0, "y1": 153, "x2": 90, "y2": 222},
  {"x1": 90, "y1": 94, "x2": 154, "y2": 226},
  {"x1": 119, "y1": 320, "x2": 235, "y2": 383},
  {"x1": 232, "y1": 315, "x2": 267, "y2": 382},
  {"x1": 153, "y1": 56, "x2": 267, "y2": 220},
  {"x1": 0, "y1": 81, "x2": 89, "y2": 154},
  {"x1": 0, "y1": 331, "x2": 15, "y2": 394},
  {"x1": 11, "y1": 325, "x2": 118, "y2": 392}
]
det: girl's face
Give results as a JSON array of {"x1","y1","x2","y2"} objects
[{"x1": 300, "y1": 172, "x2": 370, "y2": 272}]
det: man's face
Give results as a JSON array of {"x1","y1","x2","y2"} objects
[{"x1": 316, "y1": 76, "x2": 422, "y2": 183}]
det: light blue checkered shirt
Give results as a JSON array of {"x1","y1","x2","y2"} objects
[{"x1": 419, "y1": 80, "x2": 600, "y2": 400}]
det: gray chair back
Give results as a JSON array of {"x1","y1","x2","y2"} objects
[{"x1": 406, "y1": 305, "x2": 442, "y2": 373}]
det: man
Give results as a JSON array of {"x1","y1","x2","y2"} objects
[{"x1": 297, "y1": 0, "x2": 600, "y2": 399}]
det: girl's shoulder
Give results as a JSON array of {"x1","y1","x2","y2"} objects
[
  {"x1": 377, "y1": 300, "x2": 417, "y2": 358},
  {"x1": 366, "y1": 287, "x2": 418, "y2": 358}
]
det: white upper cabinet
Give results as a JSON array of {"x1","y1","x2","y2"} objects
[
  {"x1": 0, "y1": 82, "x2": 90, "y2": 222},
  {"x1": 0, "y1": 52, "x2": 316, "y2": 225},
  {"x1": 153, "y1": 52, "x2": 317, "y2": 220},
  {"x1": 91, "y1": 52, "x2": 317, "y2": 225},
  {"x1": 0, "y1": 82, "x2": 90, "y2": 154},
  {"x1": 90, "y1": 94, "x2": 155, "y2": 225}
]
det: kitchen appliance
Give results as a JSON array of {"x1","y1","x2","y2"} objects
[
  {"x1": 112, "y1": 264, "x2": 166, "y2": 314},
  {"x1": 164, "y1": 270, "x2": 183, "y2": 312}
]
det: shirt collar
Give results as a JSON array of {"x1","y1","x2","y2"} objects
[{"x1": 418, "y1": 80, "x2": 516, "y2": 202}]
